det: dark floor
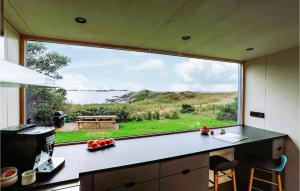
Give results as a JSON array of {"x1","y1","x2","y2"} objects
[{"x1": 209, "y1": 182, "x2": 235, "y2": 191}]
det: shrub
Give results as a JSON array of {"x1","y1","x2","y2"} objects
[
  {"x1": 217, "y1": 97, "x2": 238, "y2": 121},
  {"x1": 132, "y1": 89, "x2": 152, "y2": 102},
  {"x1": 164, "y1": 113, "x2": 171, "y2": 119},
  {"x1": 136, "y1": 115, "x2": 143, "y2": 121},
  {"x1": 65, "y1": 111, "x2": 81, "y2": 122},
  {"x1": 127, "y1": 114, "x2": 136, "y2": 122},
  {"x1": 153, "y1": 111, "x2": 160, "y2": 120},
  {"x1": 171, "y1": 111, "x2": 180, "y2": 119},
  {"x1": 164, "y1": 111, "x2": 179, "y2": 119},
  {"x1": 146, "y1": 111, "x2": 153, "y2": 120},
  {"x1": 66, "y1": 107, "x2": 130, "y2": 122},
  {"x1": 181, "y1": 104, "x2": 195, "y2": 113},
  {"x1": 115, "y1": 110, "x2": 129, "y2": 122}
]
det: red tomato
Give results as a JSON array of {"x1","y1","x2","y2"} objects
[
  {"x1": 5, "y1": 170, "x2": 15, "y2": 177},
  {"x1": 108, "y1": 139, "x2": 114, "y2": 144},
  {"x1": 91, "y1": 142, "x2": 98, "y2": 148},
  {"x1": 94, "y1": 140, "x2": 101, "y2": 145},
  {"x1": 99, "y1": 140, "x2": 106, "y2": 147},
  {"x1": 87, "y1": 140, "x2": 94, "y2": 147},
  {"x1": 202, "y1": 126, "x2": 209, "y2": 131},
  {"x1": 105, "y1": 139, "x2": 111, "y2": 145}
]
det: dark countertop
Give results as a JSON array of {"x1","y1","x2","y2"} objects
[
  {"x1": 77, "y1": 125, "x2": 287, "y2": 174},
  {"x1": 4, "y1": 126, "x2": 287, "y2": 190}
]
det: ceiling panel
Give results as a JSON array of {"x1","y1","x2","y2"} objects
[
  {"x1": 146, "y1": 0, "x2": 299, "y2": 60},
  {"x1": 5, "y1": 0, "x2": 189, "y2": 45},
  {"x1": 4, "y1": 0, "x2": 299, "y2": 61},
  {"x1": 3, "y1": 0, "x2": 31, "y2": 34}
]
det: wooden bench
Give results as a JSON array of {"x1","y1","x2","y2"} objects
[{"x1": 76, "y1": 115, "x2": 118, "y2": 130}]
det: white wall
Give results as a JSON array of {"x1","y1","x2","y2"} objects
[
  {"x1": 245, "y1": 47, "x2": 299, "y2": 191},
  {"x1": 0, "y1": 20, "x2": 20, "y2": 128},
  {"x1": 244, "y1": 56, "x2": 266, "y2": 128}
]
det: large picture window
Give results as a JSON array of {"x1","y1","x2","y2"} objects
[{"x1": 25, "y1": 41, "x2": 242, "y2": 143}]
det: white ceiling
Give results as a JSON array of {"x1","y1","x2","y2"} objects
[{"x1": 4, "y1": 0, "x2": 299, "y2": 61}]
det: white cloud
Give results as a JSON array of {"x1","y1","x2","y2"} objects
[
  {"x1": 57, "y1": 73, "x2": 144, "y2": 91},
  {"x1": 64, "y1": 59, "x2": 111, "y2": 69},
  {"x1": 174, "y1": 58, "x2": 239, "y2": 91},
  {"x1": 57, "y1": 73, "x2": 99, "y2": 90},
  {"x1": 122, "y1": 82, "x2": 144, "y2": 91},
  {"x1": 169, "y1": 83, "x2": 191, "y2": 92},
  {"x1": 175, "y1": 59, "x2": 204, "y2": 82},
  {"x1": 168, "y1": 82, "x2": 237, "y2": 92},
  {"x1": 175, "y1": 58, "x2": 238, "y2": 83},
  {"x1": 70, "y1": 46, "x2": 112, "y2": 53},
  {"x1": 125, "y1": 59, "x2": 165, "y2": 71},
  {"x1": 128, "y1": 51, "x2": 148, "y2": 56},
  {"x1": 71, "y1": 46, "x2": 92, "y2": 50}
]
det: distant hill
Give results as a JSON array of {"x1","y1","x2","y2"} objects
[
  {"x1": 103, "y1": 90, "x2": 238, "y2": 115},
  {"x1": 106, "y1": 89, "x2": 237, "y2": 104},
  {"x1": 67, "y1": 90, "x2": 238, "y2": 118}
]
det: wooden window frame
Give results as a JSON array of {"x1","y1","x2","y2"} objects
[
  {"x1": 19, "y1": 35, "x2": 26, "y2": 124},
  {"x1": 19, "y1": 34, "x2": 246, "y2": 126}
]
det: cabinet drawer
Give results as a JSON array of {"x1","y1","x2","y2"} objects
[
  {"x1": 272, "y1": 138, "x2": 285, "y2": 159},
  {"x1": 160, "y1": 167, "x2": 208, "y2": 191},
  {"x1": 160, "y1": 153, "x2": 208, "y2": 177},
  {"x1": 109, "y1": 179, "x2": 159, "y2": 191},
  {"x1": 94, "y1": 163, "x2": 159, "y2": 191}
]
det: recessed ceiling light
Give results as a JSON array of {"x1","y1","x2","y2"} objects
[
  {"x1": 182, "y1": 36, "x2": 191, "y2": 40},
  {"x1": 75, "y1": 17, "x2": 87, "y2": 24},
  {"x1": 246, "y1": 48, "x2": 254, "y2": 51}
]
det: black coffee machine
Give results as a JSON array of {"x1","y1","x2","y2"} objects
[{"x1": 0, "y1": 124, "x2": 65, "y2": 174}]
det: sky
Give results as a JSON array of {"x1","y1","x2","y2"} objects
[{"x1": 42, "y1": 42, "x2": 240, "y2": 92}]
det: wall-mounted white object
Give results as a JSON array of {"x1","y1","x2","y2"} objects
[{"x1": 0, "y1": 58, "x2": 58, "y2": 88}]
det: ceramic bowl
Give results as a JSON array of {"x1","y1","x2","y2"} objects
[
  {"x1": 0, "y1": 174, "x2": 18, "y2": 188},
  {"x1": 21, "y1": 170, "x2": 36, "y2": 186},
  {"x1": 0, "y1": 167, "x2": 18, "y2": 182}
]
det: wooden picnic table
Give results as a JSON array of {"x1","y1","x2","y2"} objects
[{"x1": 76, "y1": 115, "x2": 118, "y2": 130}]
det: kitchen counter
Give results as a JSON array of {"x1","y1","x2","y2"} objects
[{"x1": 3, "y1": 125, "x2": 287, "y2": 190}]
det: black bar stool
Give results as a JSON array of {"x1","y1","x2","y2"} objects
[
  {"x1": 209, "y1": 155, "x2": 238, "y2": 191},
  {"x1": 247, "y1": 154, "x2": 287, "y2": 191}
]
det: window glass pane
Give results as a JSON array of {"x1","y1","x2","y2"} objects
[{"x1": 25, "y1": 41, "x2": 240, "y2": 143}]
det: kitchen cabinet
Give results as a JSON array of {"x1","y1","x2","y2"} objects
[
  {"x1": 81, "y1": 153, "x2": 209, "y2": 191},
  {"x1": 159, "y1": 153, "x2": 209, "y2": 191},
  {"x1": 272, "y1": 137, "x2": 285, "y2": 159},
  {"x1": 160, "y1": 153, "x2": 208, "y2": 177},
  {"x1": 93, "y1": 163, "x2": 159, "y2": 191},
  {"x1": 271, "y1": 138, "x2": 285, "y2": 191},
  {"x1": 108, "y1": 179, "x2": 159, "y2": 191},
  {"x1": 160, "y1": 167, "x2": 208, "y2": 191}
]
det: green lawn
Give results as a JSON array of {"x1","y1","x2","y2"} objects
[{"x1": 55, "y1": 114, "x2": 236, "y2": 143}]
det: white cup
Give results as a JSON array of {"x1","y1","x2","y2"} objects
[
  {"x1": 220, "y1": 128, "x2": 226, "y2": 134},
  {"x1": 21, "y1": 170, "x2": 36, "y2": 186}
]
